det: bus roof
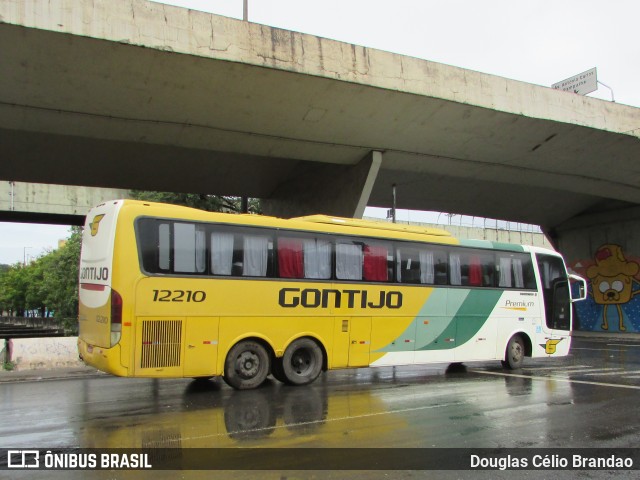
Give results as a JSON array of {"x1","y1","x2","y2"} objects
[
  {"x1": 293, "y1": 214, "x2": 453, "y2": 238},
  {"x1": 113, "y1": 200, "x2": 553, "y2": 251}
]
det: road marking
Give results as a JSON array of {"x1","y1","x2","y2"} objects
[
  {"x1": 555, "y1": 367, "x2": 624, "y2": 374},
  {"x1": 583, "y1": 369, "x2": 640, "y2": 376},
  {"x1": 523, "y1": 365, "x2": 591, "y2": 371},
  {"x1": 470, "y1": 369, "x2": 640, "y2": 390},
  {"x1": 571, "y1": 347, "x2": 626, "y2": 352},
  {"x1": 607, "y1": 344, "x2": 640, "y2": 348}
]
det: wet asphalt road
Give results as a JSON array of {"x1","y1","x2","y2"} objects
[{"x1": 1, "y1": 336, "x2": 640, "y2": 479}]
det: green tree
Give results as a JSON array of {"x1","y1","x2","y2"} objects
[
  {"x1": 129, "y1": 190, "x2": 261, "y2": 214},
  {"x1": 24, "y1": 255, "x2": 49, "y2": 317},
  {"x1": 0, "y1": 263, "x2": 28, "y2": 316},
  {"x1": 0, "y1": 228, "x2": 81, "y2": 331},
  {"x1": 42, "y1": 227, "x2": 82, "y2": 325}
]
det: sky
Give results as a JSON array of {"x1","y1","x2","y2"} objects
[{"x1": 1, "y1": 0, "x2": 638, "y2": 265}]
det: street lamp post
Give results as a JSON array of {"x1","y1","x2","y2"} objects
[{"x1": 23, "y1": 246, "x2": 32, "y2": 266}]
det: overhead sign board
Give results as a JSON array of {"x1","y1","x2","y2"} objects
[{"x1": 552, "y1": 67, "x2": 597, "y2": 95}]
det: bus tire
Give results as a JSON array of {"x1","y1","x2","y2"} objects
[
  {"x1": 281, "y1": 338, "x2": 323, "y2": 386},
  {"x1": 223, "y1": 340, "x2": 270, "y2": 390},
  {"x1": 502, "y1": 335, "x2": 525, "y2": 370},
  {"x1": 271, "y1": 357, "x2": 287, "y2": 383}
]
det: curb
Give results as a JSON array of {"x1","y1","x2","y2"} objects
[
  {"x1": 0, "y1": 366, "x2": 104, "y2": 383},
  {"x1": 571, "y1": 331, "x2": 640, "y2": 341}
]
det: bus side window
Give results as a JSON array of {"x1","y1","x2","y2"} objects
[
  {"x1": 498, "y1": 255, "x2": 514, "y2": 287},
  {"x1": 396, "y1": 248, "x2": 445, "y2": 285},
  {"x1": 396, "y1": 248, "x2": 421, "y2": 284},
  {"x1": 497, "y1": 253, "x2": 537, "y2": 289},
  {"x1": 278, "y1": 237, "x2": 305, "y2": 278},
  {"x1": 277, "y1": 236, "x2": 332, "y2": 280},
  {"x1": 303, "y1": 238, "x2": 332, "y2": 280},
  {"x1": 158, "y1": 222, "x2": 171, "y2": 271},
  {"x1": 242, "y1": 235, "x2": 271, "y2": 277},
  {"x1": 363, "y1": 243, "x2": 391, "y2": 282},
  {"x1": 211, "y1": 231, "x2": 234, "y2": 275},
  {"x1": 336, "y1": 242, "x2": 363, "y2": 281},
  {"x1": 450, "y1": 252, "x2": 462, "y2": 285},
  {"x1": 173, "y1": 223, "x2": 206, "y2": 274}
]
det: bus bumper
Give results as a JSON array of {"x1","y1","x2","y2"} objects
[{"x1": 77, "y1": 337, "x2": 129, "y2": 376}]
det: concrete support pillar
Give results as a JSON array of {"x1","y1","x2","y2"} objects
[{"x1": 261, "y1": 151, "x2": 382, "y2": 219}]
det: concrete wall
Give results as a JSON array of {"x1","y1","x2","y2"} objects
[
  {"x1": 557, "y1": 207, "x2": 640, "y2": 334},
  {"x1": 3, "y1": 337, "x2": 83, "y2": 370}
]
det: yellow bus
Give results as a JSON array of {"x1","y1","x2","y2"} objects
[{"x1": 78, "y1": 200, "x2": 586, "y2": 390}]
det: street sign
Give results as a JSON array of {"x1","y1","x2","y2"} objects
[{"x1": 552, "y1": 67, "x2": 597, "y2": 95}]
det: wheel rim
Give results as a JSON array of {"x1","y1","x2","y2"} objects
[
  {"x1": 290, "y1": 348, "x2": 313, "y2": 376},
  {"x1": 235, "y1": 350, "x2": 261, "y2": 379},
  {"x1": 510, "y1": 341, "x2": 523, "y2": 363}
]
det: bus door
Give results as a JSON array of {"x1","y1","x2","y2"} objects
[
  {"x1": 338, "y1": 317, "x2": 371, "y2": 367},
  {"x1": 183, "y1": 316, "x2": 219, "y2": 377},
  {"x1": 349, "y1": 317, "x2": 372, "y2": 367},
  {"x1": 536, "y1": 254, "x2": 571, "y2": 333}
]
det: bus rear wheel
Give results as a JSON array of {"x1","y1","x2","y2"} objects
[
  {"x1": 281, "y1": 338, "x2": 323, "y2": 386},
  {"x1": 271, "y1": 357, "x2": 287, "y2": 383},
  {"x1": 502, "y1": 335, "x2": 525, "y2": 370},
  {"x1": 224, "y1": 340, "x2": 270, "y2": 390}
]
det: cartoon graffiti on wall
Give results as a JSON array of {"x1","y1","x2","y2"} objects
[{"x1": 570, "y1": 244, "x2": 640, "y2": 332}]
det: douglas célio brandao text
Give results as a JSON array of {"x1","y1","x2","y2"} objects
[{"x1": 470, "y1": 453, "x2": 634, "y2": 470}]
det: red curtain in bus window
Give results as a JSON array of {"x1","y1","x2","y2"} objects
[
  {"x1": 469, "y1": 255, "x2": 482, "y2": 286},
  {"x1": 278, "y1": 238, "x2": 304, "y2": 278},
  {"x1": 364, "y1": 245, "x2": 388, "y2": 281}
]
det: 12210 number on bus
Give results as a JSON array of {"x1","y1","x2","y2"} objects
[{"x1": 152, "y1": 290, "x2": 207, "y2": 303}]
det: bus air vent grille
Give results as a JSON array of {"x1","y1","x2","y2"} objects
[{"x1": 141, "y1": 320, "x2": 182, "y2": 368}]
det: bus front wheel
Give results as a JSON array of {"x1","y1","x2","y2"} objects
[
  {"x1": 281, "y1": 338, "x2": 323, "y2": 386},
  {"x1": 224, "y1": 340, "x2": 270, "y2": 390},
  {"x1": 502, "y1": 335, "x2": 525, "y2": 370}
]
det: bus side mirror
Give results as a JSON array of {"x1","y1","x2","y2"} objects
[{"x1": 569, "y1": 274, "x2": 587, "y2": 302}]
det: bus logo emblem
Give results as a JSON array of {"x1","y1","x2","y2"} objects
[
  {"x1": 90, "y1": 214, "x2": 105, "y2": 236},
  {"x1": 542, "y1": 338, "x2": 563, "y2": 354}
]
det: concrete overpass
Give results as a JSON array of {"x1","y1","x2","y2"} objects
[
  {"x1": 0, "y1": 181, "x2": 129, "y2": 225},
  {"x1": 2, "y1": 0, "x2": 640, "y2": 333}
]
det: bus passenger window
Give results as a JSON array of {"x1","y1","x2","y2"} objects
[
  {"x1": 278, "y1": 237, "x2": 333, "y2": 280},
  {"x1": 336, "y1": 243, "x2": 363, "y2": 281},
  {"x1": 173, "y1": 223, "x2": 206, "y2": 274},
  {"x1": 468, "y1": 255, "x2": 482, "y2": 286},
  {"x1": 303, "y1": 238, "x2": 331, "y2": 279},
  {"x1": 450, "y1": 253, "x2": 462, "y2": 285},
  {"x1": 396, "y1": 248, "x2": 421, "y2": 284},
  {"x1": 158, "y1": 223, "x2": 171, "y2": 271},
  {"x1": 211, "y1": 231, "x2": 234, "y2": 275},
  {"x1": 498, "y1": 256, "x2": 514, "y2": 287},
  {"x1": 363, "y1": 244, "x2": 389, "y2": 282},
  {"x1": 498, "y1": 253, "x2": 536, "y2": 289},
  {"x1": 243, "y1": 235, "x2": 269, "y2": 277},
  {"x1": 278, "y1": 237, "x2": 304, "y2": 278},
  {"x1": 476, "y1": 253, "x2": 496, "y2": 287}
]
